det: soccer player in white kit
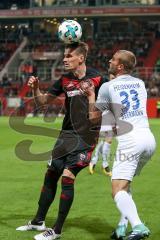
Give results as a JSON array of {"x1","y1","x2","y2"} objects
[{"x1": 81, "y1": 50, "x2": 156, "y2": 240}]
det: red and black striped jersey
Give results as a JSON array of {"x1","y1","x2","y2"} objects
[{"x1": 48, "y1": 68, "x2": 108, "y2": 144}]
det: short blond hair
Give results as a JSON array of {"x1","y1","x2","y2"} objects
[{"x1": 116, "y1": 50, "x2": 137, "y2": 73}]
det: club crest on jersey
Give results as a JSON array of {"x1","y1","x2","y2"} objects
[{"x1": 79, "y1": 153, "x2": 86, "y2": 161}]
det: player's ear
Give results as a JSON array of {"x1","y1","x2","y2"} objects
[
  {"x1": 79, "y1": 54, "x2": 85, "y2": 64},
  {"x1": 118, "y1": 64, "x2": 124, "y2": 70}
]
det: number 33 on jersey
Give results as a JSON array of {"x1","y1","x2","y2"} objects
[{"x1": 96, "y1": 74, "x2": 149, "y2": 131}]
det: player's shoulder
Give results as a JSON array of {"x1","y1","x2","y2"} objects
[
  {"x1": 98, "y1": 81, "x2": 111, "y2": 97},
  {"x1": 131, "y1": 76, "x2": 145, "y2": 85},
  {"x1": 126, "y1": 76, "x2": 146, "y2": 89},
  {"x1": 110, "y1": 75, "x2": 145, "y2": 85},
  {"x1": 100, "y1": 81, "x2": 110, "y2": 88},
  {"x1": 100, "y1": 79, "x2": 113, "y2": 89},
  {"x1": 86, "y1": 68, "x2": 109, "y2": 89},
  {"x1": 121, "y1": 75, "x2": 144, "y2": 83},
  {"x1": 86, "y1": 67, "x2": 102, "y2": 78}
]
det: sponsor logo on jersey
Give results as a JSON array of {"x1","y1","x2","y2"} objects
[{"x1": 67, "y1": 90, "x2": 82, "y2": 97}]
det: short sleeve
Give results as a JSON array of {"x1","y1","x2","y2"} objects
[
  {"x1": 48, "y1": 78, "x2": 63, "y2": 96},
  {"x1": 95, "y1": 82, "x2": 110, "y2": 112}
]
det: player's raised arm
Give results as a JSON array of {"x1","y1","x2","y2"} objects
[{"x1": 28, "y1": 76, "x2": 50, "y2": 106}]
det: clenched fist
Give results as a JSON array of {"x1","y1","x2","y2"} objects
[
  {"x1": 28, "y1": 76, "x2": 39, "y2": 89},
  {"x1": 79, "y1": 79, "x2": 95, "y2": 96}
]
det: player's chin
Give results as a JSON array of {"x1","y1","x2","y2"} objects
[
  {"x1": 64, "y1": 65, "x2": 72, "y2": 71},
  {"x1": 108, "y1": 68, "x2": 115, "y2": 75}
]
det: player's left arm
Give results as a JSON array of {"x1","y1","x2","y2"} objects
[{"x1": 95, "y1": 82, "x2": 110, "y2": 114}]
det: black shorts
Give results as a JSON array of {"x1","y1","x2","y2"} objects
[{"x1": 48, "y1": 131, "x2": 95, "y2": 175}]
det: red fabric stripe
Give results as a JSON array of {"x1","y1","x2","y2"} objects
[
  {"x1": 60, "y1": 193, "x2": 70, "y2": 200},
  {"x1": 87, "y1": 144, "x2": 96, "y2": 161},
  {"x1": 90, "y1": 76, "x2": 101, "y2": 87},
  {"x1": 62, "y1": 177, "x2": 74, "y2": 185},
  {"x1": 76, "y1": 161, "x2": 88, "y2": 167},
  {"x1": 87, "y1": 150, "x2": 93, "y2": 161},
  {"x1": 62, "y1": 77, "x2": 79, "y2": 89}
]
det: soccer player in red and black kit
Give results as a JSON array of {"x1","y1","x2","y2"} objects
[{"x1": 16, "y1": 42, "x2": 107, "y2": 240}]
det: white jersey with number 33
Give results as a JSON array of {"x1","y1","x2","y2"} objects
[{"x1": 96, "y1": 74, "x2": 149, "y2": 141}]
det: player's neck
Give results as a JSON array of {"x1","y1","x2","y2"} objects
[
  {"x1": 116, "y1": 70, "x2": 131, "y2": 77},
  {"x1": 116, "y1": 72, "x2": 130, "y2": 77},
  {"x1": 73, "y1": 64, "x2": 86, "y2": 79}
]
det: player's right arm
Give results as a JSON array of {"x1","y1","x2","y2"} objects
[
  {"x1": 28, "y1": 76, "x2": 49, "y2": 106},
  {"x1": 28, "y1": 76, "x2": 63, "y2": 106}
]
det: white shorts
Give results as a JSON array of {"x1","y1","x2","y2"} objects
[{"x1": 112, "y1": 129, "x2": 156, "y2": 181}]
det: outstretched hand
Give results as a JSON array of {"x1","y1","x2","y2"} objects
[{"x1": 79, "y1": 79, "x2": 95, "y2": 97}]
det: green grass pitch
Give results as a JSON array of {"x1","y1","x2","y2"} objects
[{"x1": 0, "y1": 117, "x2": 160, "y2": 240}]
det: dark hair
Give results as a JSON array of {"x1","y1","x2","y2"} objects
[{"x1": 65, "y1": 41, "x2": 89, "y2": 61}]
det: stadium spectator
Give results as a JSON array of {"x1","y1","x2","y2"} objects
[
  {"x1": 16, "y1": 41, "x2": 107, "y2": 240},
  {"x1": 1, "y1": 74, "x2": 11, "y2": 87},
  {"x1": 148, "y1": 81, "x2": 159, "y2": 97},
  {"x1": 82, "y1": 50, "x2": 156, "y2": 240},
  {"x1": 155, "y1": 57, "x2": 160, "y2": 72}
]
